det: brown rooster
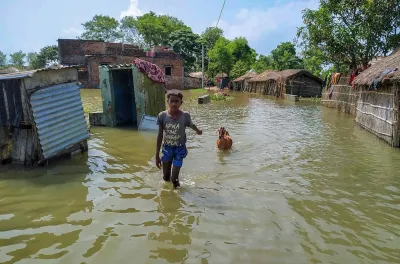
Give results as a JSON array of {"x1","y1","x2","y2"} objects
[{"x1": 216, "y1": 127, "x2": 233, "y2": 150}]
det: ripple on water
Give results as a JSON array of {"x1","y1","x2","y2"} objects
[{"x1": 0, "y1": 91, "x2": 399, "y2": 263}]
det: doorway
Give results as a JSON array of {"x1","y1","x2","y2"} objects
[{"x1": 111, "y1": 69, "x2": 137, "y2": 127}]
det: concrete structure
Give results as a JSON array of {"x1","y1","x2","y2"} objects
[
  {"x1": 0, "y1": 66, "x2": 89, "y2": 166},
  {"x1": 58, "y1": 39, "x2": 184, "y2": 90},
  {"x1": 91, "y1": 63, "x2": 166, "y2": 128}
]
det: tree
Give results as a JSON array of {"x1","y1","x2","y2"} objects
[
  {"x1": 135, "y1": 12, "x2": 189, "y2": 46},
  {"x1": 200, "y1": 27, "x2": 224, "y2": 70},
  {"x1": 208, "y1": 38, "x2": 234, "y2": 77},
  {"x1": 231, "y1": 60, "x2": 250, "y2": 79},
  {"x1": 227, "y1": 37, "x2": 256, "y2": 66},
  {"x1": 270, "y1": 42, "x2": 303, "y2": 70},
  {"x1": 27, "y1": 52, "x2": 38, "y2": 69},
  {"x1": 201, "y1": 27, "x2": 224, "y2": 51},
  {"x1": 81, "y1": 15, "x2": 122, "y2": 42},
  {"x1": 0, "y1": 51, "x2": 6, "y2": 67},
  {"x1": 120, "y1": 16, "x2": 148, "y2": 48},
  {"x1": 169, "y1": 28, "x2": 202, "y2": 70},
  {"x1": 29, "y1": 45, "x2": 59, "y2": 69},
  {"x1": 9, "y1": 51, "x2": 26, "y2": 68},
  {"x1": 252, "y1": 54, "x2": 274, "y2": 73},
  {"x1": 297, "y1": 0, "x2": 400, "y2": 69}
]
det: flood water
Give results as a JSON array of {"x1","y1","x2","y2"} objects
[{"x1": 0, "y1": 89, "x2": 399, "y2": 264}]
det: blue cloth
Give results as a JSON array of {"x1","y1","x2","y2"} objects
[
  {"x1": 161, "y1": 145, "x2": 188, "y2": 167},
  {"x1": 370, "y1": 68, "x2": 398, "y2": 90}
]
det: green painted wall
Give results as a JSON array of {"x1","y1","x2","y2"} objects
[
  {"x1": 99, "y1": 67, "x2": 116, "y2": 127},
  {"x1": 99, "y1": 65, "x2": 166, "y2": 128}
]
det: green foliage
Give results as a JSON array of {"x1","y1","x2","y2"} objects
[
  {"x1": 270, "y1": 42, "x2": 303, "y2": 70},
  {"x1": 252, "y1": 55, "x2": 274, "y2": 73},
  {"x1": 120, "y1": 16, "x2": 147, "y2": 48},
  {"x1": 297, "y1": 0, "x2": 400, "y2": 68},
  {"x1": 231, "y1": 60, "x2": 250, "y2": 79},
  {"x1": 210, "y1": 93, "x2": 227, "y2": 101},
  {"x1": 300, "y1": 46, "x2": 326, "y2": 77},
  {"x1": 0, "y1": 51, "x2": 7, "y2": 67},
  {"x1": 81, "y1": 15, "x2": 122, "y2": 42},
  {"x1": 199, "y1": 27, "x2": 224, "y2": 71},
  {"x1": 169, "y1": 28, "x2": 201, "y2": 70},
  {"x1": 9, "y1": 51, "x2": 26, "y2": 69},
  {"x1": 134, "y1": 12, "x2": 189, "y2": 46},
  {"x1": 201, "y1": 27, "x2": 224, "y2": 51},
  {"x1": 208, "y1": 38, "x2": 234, "y2": 77},
  {"x1": 29, "y1": 45, "x2": 59, "y2": 69},
  {"x1": 227, "y1": 37, "x2": 256, "y2": 66}
]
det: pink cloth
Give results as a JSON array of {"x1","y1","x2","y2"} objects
[{"x1": 133, "y1": 58, "x2": 165, "y2": 84}]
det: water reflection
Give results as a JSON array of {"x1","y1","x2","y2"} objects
[
  {"x1": 0, "y1": 90, "x2": 400, "y2": 263},
  {"x1": 149, "y1": 189, "x2": 192, "y2": 263},
  {"x1": 0, "y1": 155, "x2": 92, "y2": 263}
]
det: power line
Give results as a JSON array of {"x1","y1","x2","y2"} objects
[{"x1": 215, "y1": 0, "x2": 226, "y2": 28}]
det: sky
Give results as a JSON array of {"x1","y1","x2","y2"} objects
[{"x1": 0, "y1": 0, "x2": 319, "y2": 59}]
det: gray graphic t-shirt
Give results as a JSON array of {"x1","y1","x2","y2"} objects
[{"x1": 157, "y1": 111, "x2": 193, "y2": 146}]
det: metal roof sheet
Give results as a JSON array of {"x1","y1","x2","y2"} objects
[
  {"x1": 0, "y1": 65, "x2": 80, "y2": 81},
  {"x1": 30, "y1": 82, "x2": 89, "y2": 160}
]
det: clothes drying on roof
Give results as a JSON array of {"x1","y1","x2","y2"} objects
[
  {"x1": 349, "y1": 68, "x2": 362, "y2": 87},
  {"x1": 331, "y1": 73, "x2": 341, "y2": 85},
  {"x1": 133, "y1": 58, "x2": 165, "y2": 84},
  {"x1": 370, "y1": 68, "x2": 398, "y2": 90}
]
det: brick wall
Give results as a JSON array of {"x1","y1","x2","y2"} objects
[
  {"x1": 87, "y1": 55, "x2": 134, "y2": 87},
  {"x1": 58, "y1": 39, "x2": 184, "y2": 88}
]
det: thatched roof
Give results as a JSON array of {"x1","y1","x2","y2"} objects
[
  {"x1": 248, "y1": 70, "x2": 278, "y2": 82},
  {"x1": 188, "y1": 72, "x2": 203, "y2": 79},
  {"x1": 248, "y1": 69, "x2": 323, "y2": 84},
  {"x1": 216, "y1": 72, "x2": 228, "y2": 78},
  {"x1": 353, "y1": 50, "x2": 400, "y2": 86},
  {"x1": 232, "y1": 71, "x2": 258, "y2": 82}
]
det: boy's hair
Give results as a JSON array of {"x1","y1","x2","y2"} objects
[{"x1": 167, "y1": 89, "x2": 183, "y2": 100}]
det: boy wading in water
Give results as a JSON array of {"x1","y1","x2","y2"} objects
[{"x1": 156, "y1": 90, "x2": 202, "y2": 188}]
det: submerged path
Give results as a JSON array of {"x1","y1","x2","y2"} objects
[{"x1": 0, "y1": 90, "x2": 399, "y2": 263}]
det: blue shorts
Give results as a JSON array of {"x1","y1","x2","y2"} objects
[{"x1": 161, "y1": 145, "x2": 188, "y2": 167}]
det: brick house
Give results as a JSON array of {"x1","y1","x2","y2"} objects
[{"x1": 57, "y1": 39, "x2": 185, "y2": 89}]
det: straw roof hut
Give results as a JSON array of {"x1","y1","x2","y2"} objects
[
  {"x1": 232, "y1": 70, "x2": 258, "y2": 91},
  {"x1": 353, "y1": 50, "x2": 400, "y2": 147},
  {"x1": 247, "y1": 69, "x2": 323, "y2": 98}
]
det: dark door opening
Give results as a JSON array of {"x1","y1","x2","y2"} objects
[{"x1": 111, "y1": 69, "x2": 137, "y2": 127}]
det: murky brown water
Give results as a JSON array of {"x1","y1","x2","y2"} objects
[{"x1": 0, "y1": 89, "x2": 399, "y2": 264}]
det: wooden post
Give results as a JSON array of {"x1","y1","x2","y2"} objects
[{"x1": 393, "y1": 83, "x2": 399, "y2": 147}]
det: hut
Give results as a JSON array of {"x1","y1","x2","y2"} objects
[
  {"x1": 232, "y1": 69, "x2": 258, "y2": 91},
  {"x1": 0, "y1": 66, "x2": 89, "y2": 166},
  {"x1": 353, "y1": 50, "x2": 400, "y2": 147},
  {"x1": 247, "y1": 69, "x2": 323, "y2": 98},
  {"x1": 96, "y1": 59, "x2": 166, "y2": 128}
]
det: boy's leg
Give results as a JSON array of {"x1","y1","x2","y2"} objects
[
  {"x1": 171, "y1": 166, "x2": 181, "y2": 188},
  {"x1": 161, "y1": 146, "x2": 173, "y2": 182},
  {"x1": 171, "y1": 146, "x2": 188, "y2": 188},
  {"x1": 162, "y1": 161, "x2": 172, "y2": 181}
]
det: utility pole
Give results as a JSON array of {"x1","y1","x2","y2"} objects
[{"x1": 202, "y1": 44, "x2": 204, "y2": 89}]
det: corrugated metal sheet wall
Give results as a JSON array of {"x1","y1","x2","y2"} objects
[{"x1": 30, "y1": 83, "x2": 89, "y2": 159}]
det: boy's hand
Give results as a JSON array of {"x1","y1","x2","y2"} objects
[
  {"x1": 156, "y1": 155, "x2": 162, "y2": 169},
  {"x1": 196, "y1": 129, "x2": 203, "y2": 135}
]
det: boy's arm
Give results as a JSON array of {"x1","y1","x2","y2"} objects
[
  {"x1": 190, "y1": 123, "x2": 202, "y2": 134},
  {"x1": 156, "y1": 125, "x2": 163, "y2": 157},
  {"x1": 186, "y1": 112, "x2": 202, "y2": 135}
]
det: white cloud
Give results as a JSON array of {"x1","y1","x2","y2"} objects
[
  {"x1": 211, "y1": 0, "x2": 319, "y2": 42},
  {"x1": 120, "y1": 0, "x2": 143, "y2": 19},
  {"x1": 63, "y1": 27, "x2": 83, "y2": 37}
]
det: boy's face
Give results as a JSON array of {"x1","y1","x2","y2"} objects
[{"x1": 167, "y1": 95, "x2": 182, "y2": 111}]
